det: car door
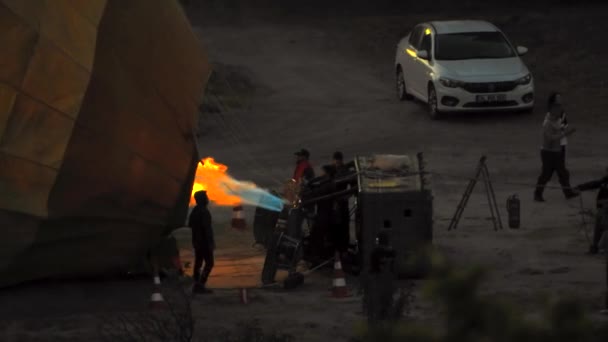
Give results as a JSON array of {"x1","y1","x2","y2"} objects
[{"x1": 402, "y1": 25, "x2": 424, "y2": 98}]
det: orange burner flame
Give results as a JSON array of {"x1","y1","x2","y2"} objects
[{"x1": 190, "y1": 157, "x2": 241, "y2": 206}]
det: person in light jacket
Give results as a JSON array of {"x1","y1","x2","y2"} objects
[
  {"x1": 548, "y1": 92, "x2": 570, "y2": 170},
  {"x1": 534, "y1": 105, "x2": 579, "y2": 202}
]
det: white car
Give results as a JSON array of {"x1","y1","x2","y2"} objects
[{"x1": 395, "y1": 20, "x2": 534, "y2": 119}]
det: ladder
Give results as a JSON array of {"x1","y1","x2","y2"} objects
[{"x1": 448, "y1": 156, "x2": 503, "y2": 231}]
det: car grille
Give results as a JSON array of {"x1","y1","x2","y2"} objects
[{"x1": 462, "y1": 81, "x2": 517, "y2": 93}]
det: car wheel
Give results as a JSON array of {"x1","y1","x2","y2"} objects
[
  {"x1": 396, "y1": 68, "x2": 413, "y2": 101},
  {"x1": 428, "y1": 85, "x2": 441, "y2": 120}
]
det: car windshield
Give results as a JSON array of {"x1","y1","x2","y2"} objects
[{"x1": 434, "y1": 31, "x2": 516, "y2": 60}]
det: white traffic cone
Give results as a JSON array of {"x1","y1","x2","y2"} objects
[
  {"x1": 149, "y1": 274, "x2": 165, "y2": 309},
  {"x1": 330, "y1": 252, "x2": 352, "y2": 298}
]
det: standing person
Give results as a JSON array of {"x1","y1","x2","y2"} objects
[
  {"x1": 188, "y1": 191, "x2": 215, "y2": 294},
  {"x1": 333, "y1": 151, "x2": 351, "y2": 255},
  {"x1": 293, "y1": 149, "x2": 315, "y2": 185},
  {"x1": 575, "y1": 168, "x2": 608, "y2": 255},
  {"x1": 285, "y1": 149, "x2": 314, "y2": 205},
  {"x1": 308, "y1": 165, "x2": 337, "y2": 265},
  {"x1": 292, "y1": 149, "x2": 315, "y2": 227},
  {"x1": 333, "y1": 151, "x2": 346, "y2": 173},
  {"x1": 534, "y1": 106, "x2": 579, "y2": 202},
  {"x1": 548, "y1": 92, "x2": 570, "y2": 169}
]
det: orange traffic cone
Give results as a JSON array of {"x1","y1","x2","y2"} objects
[
  {"x1": 150, "y1": 274, "x2": 165, "y2": 309},
  {"x1": 330, "y1": 252, "x2": 352, "y2": 298},
  {"x1": 231, "y1": 205, "x2": 247, "y2": 230}
]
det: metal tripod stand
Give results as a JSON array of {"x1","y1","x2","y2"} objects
[{"x1": 448, "y1": 156, "x2": 503, "y2": 231}]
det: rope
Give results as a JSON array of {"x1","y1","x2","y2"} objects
[
  {"x1": 200, "y1": 161, "x2": 599, "y2": 292},
  {"x1": 343, "y1": 161, "x2": 595, "y2": 237},
  {"x1": 193, "y1": 257, "x2": 333, "y2": 291},
  {"x1": 302, "y1": 257, "x2": 334, "y2": 275},
  {"x1": 256, "y1": 257, "x2": 334, "y2": 289},
  {"x1": 205, "y1": 73, "x2": 285, "y2": 187},
  {"x1": 204, "y1": 77, "x2": 583, "y2": 195},
  {"x1": 354, "y1": 168, "x2": 578, "y2": 192},
  {"x1": 202, "y1": 67, "x2": 594, "y2": 203},
  {"x1": 428, "y1": 170, "x2": 598, "y2": 238},
  {"x1": 198, "y1": 74, "x2": 284, "y2": 188},
  {"x1": 427, "y1": 170, "x2": 576, "y2": 191},
  {"x1": 204, "y1": 106, "x2": 277, "y2": 183}
]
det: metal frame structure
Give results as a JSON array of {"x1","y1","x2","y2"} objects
[
  {"x1": 448, "y1": 156, "x2": 503, "y2": 231},
  {"x1": 261, "y1": 153, "x2": 434, "y2": 284}
]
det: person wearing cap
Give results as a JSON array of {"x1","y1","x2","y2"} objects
[
  {"x1": 333, "y1": 152, "x2": 346, "y2": 173},
  {"x1": 188, "y1": 190, "x2": 215, "y2": 294},
  {"x1": 293, "y1": 149, "x2": 315, "y2": 185},
  {"x1": 576, "y1": 167, "x2": 608, "y2": 255}
]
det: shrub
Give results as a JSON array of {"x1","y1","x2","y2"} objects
[{"x1": 355, "y1": 251, "x2": 608, "y2": 342}]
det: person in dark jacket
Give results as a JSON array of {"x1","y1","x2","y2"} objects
[
  {"x1": 333, "y1": 152, "x2": 346, "y2": 176},
  {"x1": 534, "y1": 106, "x2": 579, "y2": 202},
  {"x1": 576, "y1": 168, "x2": 608, "y2": 255},
  {"x1": 189, "y1": 190, "x2": 215, "y2": 294},
  {"x1": 308, "y1": 165, "x2": 338, "y2": 264}
]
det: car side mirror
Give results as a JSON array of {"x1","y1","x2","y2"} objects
[
  {"x1": 417, "y1": 50, "x2": 429, "y2": 60},
  {"x1": 516, "y1": 46, "x2": 528, "y2": 56}
]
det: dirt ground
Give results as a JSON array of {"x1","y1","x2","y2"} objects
[{"x1": 2, "y1": 5, "x2": 608, "y2": 341}]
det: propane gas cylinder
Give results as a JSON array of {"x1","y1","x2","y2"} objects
[{"x1": 507, "y1": 194, "x2": 520, "y2": 229}]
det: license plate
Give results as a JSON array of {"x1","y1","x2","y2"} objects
[{"x1": 476, "y1": 94, "x2": 506, "y2": 103}]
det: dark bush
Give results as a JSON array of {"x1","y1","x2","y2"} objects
[{"x1": 355, "y1": 251, "x2": 608, "y2": 342}]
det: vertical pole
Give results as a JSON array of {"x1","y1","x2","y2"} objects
[{"x1": 416, "y1": 152, "x2": 426, "y2": 192}]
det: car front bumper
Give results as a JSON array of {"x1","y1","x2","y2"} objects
[{"x1": 435, "y1": 82, "x2": 535, "y2": 112}]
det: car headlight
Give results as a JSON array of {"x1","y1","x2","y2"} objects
[
  {"x1": 515, "y1": 73, "x2": 532, "y2": 85},
  {"x1": 439, "y1": 78, "x2": 465, "y2": 88}
]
